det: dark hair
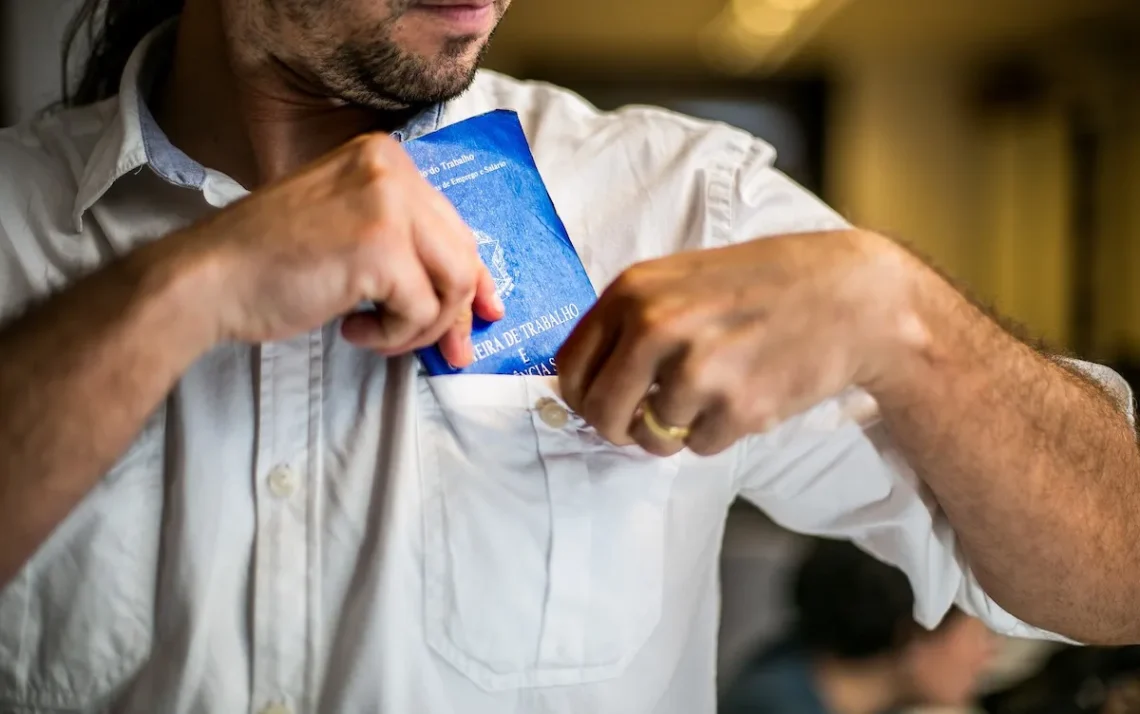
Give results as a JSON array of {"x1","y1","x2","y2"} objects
[
  {"x1": 61, "y1": 0, "x2": 186, "y2": 107},
  {"x1": 792, "y1": 539, "x2": 929, "y2": 660}
]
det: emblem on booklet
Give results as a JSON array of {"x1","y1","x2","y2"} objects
[
  {"x1": 475, "y1": 230, "x2": 516, "y2": 302},
  {"x1": 405, "y1": 110, "x2": 598, "y2": 377}
]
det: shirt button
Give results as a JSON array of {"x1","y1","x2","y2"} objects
[
  {"x1": 267, "y1": 465, "x2": 298, "y2": 499},
  {"x1": 260, "y1": 705, "x2": 291, "y2": 714},
  {"x1": 536, "y1": 398, "x2": 569, "y2": 429}
]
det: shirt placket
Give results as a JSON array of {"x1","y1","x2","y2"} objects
[
  {"x1": 251, "y1": 330, "x2": 324, "y2": 714},
  {"x1": 527, "y1": 382, "x2": 593, "y2": 668}
]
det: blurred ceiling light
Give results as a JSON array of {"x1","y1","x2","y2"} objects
[
  {"x1": 699, "y1": 11, "x2": 779, "y2": 74},
  {"x1": 766, "y1": 0, "x2": 821, "y2": 11},
  {"x1": 730, "y1": 0, "x2": 798, "y2": 38},
  {"x1": 700, "y1": 0, "x2": 853, "y2": 74}
]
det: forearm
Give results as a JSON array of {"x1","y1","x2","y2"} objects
[
  {"x1": 869, "y1": 266, "x2": 1140, "y2": 643},
  {"x1": 0, "y1": 236, "x2": 219, "y2": 586}
]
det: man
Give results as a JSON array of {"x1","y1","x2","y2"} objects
[
  {"x1": 720, "y1": 539, "x2": 997, "y2": 714},
  {"x1": 0, "y1": 0, "x2": 1136, "y2": 712}
]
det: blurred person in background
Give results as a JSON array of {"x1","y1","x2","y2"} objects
[
  {"x1": 0, "y1": 0, "x2": 1140, "y2": 712},
  {"x1": 1103, "y1": 678, "x2": 1140, "y2": 714},
  {"x1": 721, "y1": 539, "x2": 996, "y2": 714},
  {"x1": 980, "y1": 644, "x2": 1140, "y2": 714}
]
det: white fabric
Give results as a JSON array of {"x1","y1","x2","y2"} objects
[{"x1": 0, "y1": 28, "x2": 1133, "y2": 714}]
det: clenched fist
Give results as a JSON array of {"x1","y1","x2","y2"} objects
[
  {"x1": 162, "y1": 132, "x2": 503, "y2": 366},
  {"x1": 557, "y1": 229, "x2": 923, "y2": 456}
]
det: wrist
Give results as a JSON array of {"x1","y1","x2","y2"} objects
[
  {"x1": 847, "y1": 231, "x2": 949, "y2": 398},
  {"x1": 125, "y1": 230, "x2": 231, "y2": 357}
]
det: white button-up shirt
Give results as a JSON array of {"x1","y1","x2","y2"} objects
[{"x1": 0, "y1": 26, "x2": 1133, "y2": 714}]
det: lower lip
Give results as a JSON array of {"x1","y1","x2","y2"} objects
[{"x1": 412, "y1": 4, "x2": 495, "y2": 34}]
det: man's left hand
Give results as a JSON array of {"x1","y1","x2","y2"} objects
[{"x1": 557, "y1": 229, "x2": 931, "y2": 456}]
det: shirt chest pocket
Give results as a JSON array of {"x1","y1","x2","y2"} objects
[
  {"x1": 0, "y1": 408, "x2": 165, "y2": 712},
  {"x1": 416, "y1": 375, "x2": 678, "y2": 691}
]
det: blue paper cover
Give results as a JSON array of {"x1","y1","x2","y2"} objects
[{"x1": 404, "y1": 110, "x2": 597, "y2": 376}]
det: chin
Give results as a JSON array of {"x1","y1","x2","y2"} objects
[
  {"x1": 422, "y1": 36, "x2": 487, "y2": 65},
  {"x1": 394, "y1": 20, "x2": 489, "y2": 55},
  {"x1": 418, "y1": 47, "x2": 486, "y2": 89}
]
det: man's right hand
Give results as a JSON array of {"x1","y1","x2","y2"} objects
[
  {"x1": 168, "y1": 132, "x2": 504, "y2": 367},
  {"x1": 0, "y1": 132, "x2": 504, "y2": 583}
]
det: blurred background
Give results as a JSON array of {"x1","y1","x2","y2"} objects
[{"x1": 4, "y1": 0, "x2": 1140, "y2": 711}]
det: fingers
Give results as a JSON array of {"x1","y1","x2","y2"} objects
[
  {"x1": 560, "y1": 295, "x2": 694, "y2": 454},
  {"x1": 342, "y1": 249, "x2": 440, "y2": 351},
  {"x1": 407, "y1": 188, "x2": 502, "y2": 363},
  {"x1": 628, "y1": 356, "x2": 707, "y2": 456},
  {"x1": 421, "y1": 269, "x2": 493, "y2": 368},
  {"x1": 346, "y1": 174, "x2": 502, "y2": 365},
  {"x1": 223, "y1": 132, "x2": 501, "y2": 351},
  {"x1": 681, "y1": 352, "x2": 813, "y2": 456},
  {"x1": 558, "y1": 310, "x2": 616, "y2": 415},
  {"x1": 682, "y1": 404, "x2": 747, "y2": 457},
  {"x1": 561, "y1": 312, "x2": 769, "y2": 458},
  {"x1": 561, "y1": 311, "x2": 704, "y2": 455},
  {"x1": 471, "y1": 264, "x2": 505, "y2": 323},
  {"x1": 576, "y1": 332, "x2": 661, "y2": 447},
  {"x1": 437, "y1": 307, "x2": 475, "y2": 368},
  {"x1": 342, "y1": 305, "x2": 473, "y2": 368}
]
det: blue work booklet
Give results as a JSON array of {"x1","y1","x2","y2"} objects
[{"x1": 404, "y1": 110, "x2": 597, "y2": 376}]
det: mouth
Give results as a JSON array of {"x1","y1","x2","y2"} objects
[{"x1": 409, "y1": 0, "x2": 497, "y2": 35}]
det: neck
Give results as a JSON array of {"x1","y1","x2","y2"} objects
[
  {"x1": 812, "y1": 655, "x2": 904, "y2": 714},
  {"x1": 154, "y1": 0, "x2": 418, "y2": 188}
]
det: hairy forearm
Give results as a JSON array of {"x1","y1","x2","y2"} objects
[
  {"x1": 0, "y1": 237, "x2": 219, "y2": 586},
  {"x1": 870, "y1": 267, "x2": 1140, "y2": 644}
]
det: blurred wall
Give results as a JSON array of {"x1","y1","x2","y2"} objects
[
  {"x1": 828, "y1": 59, "x2": 982, "y2": 290},
  {"x1": 826, "y1": 58, "x2": 1076, "y2": 346},
  {"x1": 824, "y1": 35, "x2": 1140, "y2": 359},
  {"x1": 0, "y1": 0, "x2": 80, "y2": 125},
  {"x1": 1093, "y1": 74, "x2": 1140, "y2": 360}
]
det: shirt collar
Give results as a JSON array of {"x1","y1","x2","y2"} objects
[{"x1": 72, "y1": 20, "x2": 445, "y2": 231}]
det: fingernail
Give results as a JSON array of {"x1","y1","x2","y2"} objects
[{"x1": 492, "y1": 292, "x2": 505, "y2": 314}]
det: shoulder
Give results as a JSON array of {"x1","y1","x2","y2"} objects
[
  {"x1": 452, "y1": 70, "x2": 775, "y2": 172},
  {"x1": 0, "y1": 100, "x2": 114, "y2": 171},
  {"x1": 448, "y1": 72, "x2": 787, "y2": 259},
  {"x1": 0, "y1": 100, "x2": 116, "y2": 319},
  {"x1": 0, "y1": 101, "x2": 114, "y2": 224}
]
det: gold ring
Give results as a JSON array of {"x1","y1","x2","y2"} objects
[{"x1": 641, "y1": 401, "x2": 691, "y2": 442}]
